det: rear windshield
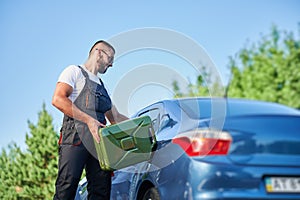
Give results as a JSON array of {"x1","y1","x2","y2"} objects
[
  {"x1": 176, "y1": 98, "x2": 299, "y2": 119},
  {"x1": 176, "y1": 99, "x2": 213, "y2": 119}
]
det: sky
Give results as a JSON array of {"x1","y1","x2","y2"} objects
[{"x1": 0, "y1": 0, "x2": 299, "y2": 150}]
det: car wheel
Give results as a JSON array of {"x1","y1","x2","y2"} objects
[{"x1": 142, "y1": 187, "x2": 160, "y2": 200}]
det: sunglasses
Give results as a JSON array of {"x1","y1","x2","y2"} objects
[{"x1": 96, "y1": 48, "x2": 114, "y2": 63}]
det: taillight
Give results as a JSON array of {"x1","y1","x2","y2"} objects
[{"x1": 172, "y1": 129, "x2": 232, "y2": 156}]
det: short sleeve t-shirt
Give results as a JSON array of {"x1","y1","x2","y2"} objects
[{"x1": 57, "y1": 65, "x2": 102, "y2": 102}]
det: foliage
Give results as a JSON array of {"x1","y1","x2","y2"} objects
[
  {"x1": 227, "y1": 25, "x2": 300, "y2": 108},
  {"x1": 172, "y1": 24, "x2": 300, "y2": 109},
  {"x1": 0, "y1": 143, "x2": 23, "y2": 199},
  {"x1": 172, "y1": 66, "x2": 225, "y2": 98},
  {"x1": 0, "y1": 104, "x2": 59, "y2": 199}
]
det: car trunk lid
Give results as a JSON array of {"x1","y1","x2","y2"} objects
[{"x1": 226, "y1": 115, "x2": 300, "y2": 167}]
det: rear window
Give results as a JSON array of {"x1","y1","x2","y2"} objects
[
  {"x1": 227, "y1": 100, "x2": 299, "y2": 116},
  {"x1": 176, "y1": 98, "x2": 299, "y2": 119},
  {"x1": 175, "y1": 99, "x2": 213, "y2": 119}
]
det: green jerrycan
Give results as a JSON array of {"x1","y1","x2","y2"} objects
[{"x1": 94, "y1": 116, "x2": 157, "y2": 171}]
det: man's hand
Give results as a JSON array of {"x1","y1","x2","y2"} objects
[{"x1": 87, "y1": 118, "x2": 106, "y2": 143}]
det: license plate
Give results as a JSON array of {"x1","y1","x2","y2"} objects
[{"x1": 265, "y1": 177, "x2": 300, "y2": 193}]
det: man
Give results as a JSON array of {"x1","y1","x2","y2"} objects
[{"x1": 52, "y1": 40, "x2": 128, "y2": 199}]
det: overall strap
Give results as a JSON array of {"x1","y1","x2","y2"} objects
[
  {"x1": 77, "y1": 65, "x2": 89, "y2": 80},
  {"x1": 99, "y1": 77, "x2": 105, "y2": 86},
  {"x1": 77, "y1": 65, "x2": 104, "y2": 85}
]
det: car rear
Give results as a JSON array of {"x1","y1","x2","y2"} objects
[{"x1": 170, "y1": 98, "x2": 300, "y2": 199}]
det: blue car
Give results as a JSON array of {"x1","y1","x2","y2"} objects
[{"x1": 76, "y1": 97, "x2": 300, "y2": 200}]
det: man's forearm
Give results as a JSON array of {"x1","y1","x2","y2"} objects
[{"x1": 52, "y1": 96, "x2": 92, "y2": 124}]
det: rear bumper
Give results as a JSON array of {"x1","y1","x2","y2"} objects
[
  {"x1": 194, "y1": 190, "x2": 300, "y2": 200},
  {"x1": 155, "y1": 153, "x2": 300, "y2": 200},
  {"x1": 187, "y1": 158, "x2": 300, "y2": 200}
]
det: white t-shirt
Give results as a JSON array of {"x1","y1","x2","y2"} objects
[{"x1": 57, "y1": 65, "x2": 102, "y2": 102}]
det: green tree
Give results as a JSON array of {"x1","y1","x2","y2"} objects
[
  {"x1": 227, "y1": 25, "x2": 300, "y2": 108},
  {"x1": 172, "y1": 66, "x2": 224, "y2": 98},
  {"x1": 0, "y1": 143, "x2": 23, "y2": 199},
  {"x1": 0, "y1": 104, "x2": 59, "y2": 199}
]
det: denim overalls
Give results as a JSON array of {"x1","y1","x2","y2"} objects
[{"x1": 54, "y1": 66, "x2": 112, "y2": 200}]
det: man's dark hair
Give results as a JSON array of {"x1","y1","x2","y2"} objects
[{"x1": 89, "y1": 40, "x2": 115, "y2": 56}]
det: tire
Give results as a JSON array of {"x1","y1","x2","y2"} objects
[{"x1": 142, "y1": 187, "x2": 160, "y2": 200}]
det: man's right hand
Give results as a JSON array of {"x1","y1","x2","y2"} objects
[{"x1": 86, "y1": 118, "x2": 106, "y2": 143}]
